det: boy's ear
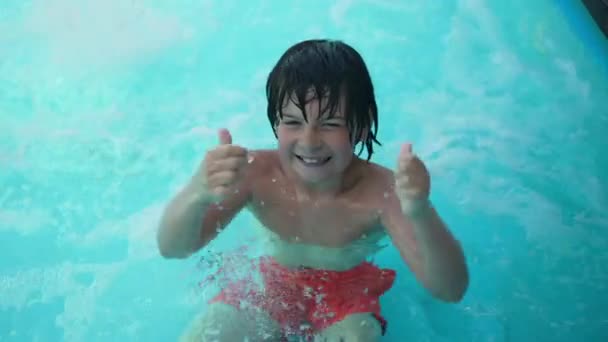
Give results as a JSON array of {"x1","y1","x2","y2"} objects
[
  {"x1": 272, "y1": 113, "x2": 280, "y2": 136},
  {"x1": 358, "y1": 107, "x2": 373, "y2": 141},
  {"x1": 350, "y1": 129, "x2": 368, "y2": 149},
  {"x1": 350, "y1": 107, "x2": 375, "y2": 146},
  {"x1": 359, "y1": 128, "x2": 368, "y2": 142}
]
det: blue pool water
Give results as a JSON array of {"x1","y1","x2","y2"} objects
[{"x1": 1, "y1": 0, "x2": 607, "y2": 341}]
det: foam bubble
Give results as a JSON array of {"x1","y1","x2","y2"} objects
[{"x1": 21, "y1": 0, "x2": 191, "y2": 68}]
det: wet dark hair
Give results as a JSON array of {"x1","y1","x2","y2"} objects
[{"x1": 266, "y1": 39, "x2": 381, "y2": 161}]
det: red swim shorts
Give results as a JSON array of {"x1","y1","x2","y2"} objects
[{"x1": 209, "y1": 256, "x2": 396, "y2": 339}]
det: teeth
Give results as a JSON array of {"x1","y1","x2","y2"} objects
[{"x1": 297, "y1": 155, "x2": 328, "y2": 165}]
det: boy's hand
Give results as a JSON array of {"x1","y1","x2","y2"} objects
[
  {"x1": 198, "y1": 128, "x2": 249, "y2": 200},
  {"x1": 395, "y1": 143, "x2": 431, "y2": 216}
]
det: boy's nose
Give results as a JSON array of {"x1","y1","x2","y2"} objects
[{"x1": 300, "y1": 129, "x2": 322, "y2": 150}]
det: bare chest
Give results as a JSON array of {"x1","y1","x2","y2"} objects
[{"x1": 248, "y1": 187, "x2": 381, "y2": 247}]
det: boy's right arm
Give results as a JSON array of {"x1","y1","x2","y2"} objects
[
  {"x1": 156, "y1": 174, "x2": 250, "y2": 259},
  {"x1": 156, "y1": 129, "x2": 250, "y2": 259}
]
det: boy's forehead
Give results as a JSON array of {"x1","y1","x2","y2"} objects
[
  {"x1": 281, "y1": 91, "x2": 345, "y2": 118},
  {"x1": 282, "y1": 99, "x2": 345, "y2": 119}
]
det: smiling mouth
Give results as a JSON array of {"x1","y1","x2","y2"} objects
[{"x1": 295, "y1": 154, "x2": 331, "y2": 166}]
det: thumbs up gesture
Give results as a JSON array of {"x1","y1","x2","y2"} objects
[
  {"x1": 199, "y1": 129, "x2": 249, "y2": 199},
  {"x1": 395, "y1": 143, "x2": 431, "y2": 216}
]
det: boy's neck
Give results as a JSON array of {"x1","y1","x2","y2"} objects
[{"x1": 294, "y1": 177, "x2": 343, "y2": 198}]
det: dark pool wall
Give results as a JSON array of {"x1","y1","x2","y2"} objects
[{"x1": 583, "y1": 0, "x2": 608, "y2": 38}]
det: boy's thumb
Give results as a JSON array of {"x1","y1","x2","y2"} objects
[{"x1": 218, "y1": 128, "x2": 232, "y2": 145}]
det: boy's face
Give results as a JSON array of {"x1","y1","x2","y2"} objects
[{"x1": 276, "y1": 92, "x2": 354, "y2": 186}]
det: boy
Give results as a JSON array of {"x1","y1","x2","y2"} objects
[{"x1": 157, "y1": 39, "x2": 469, "y2": 341}]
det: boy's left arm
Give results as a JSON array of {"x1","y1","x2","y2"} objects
[{"x1": 380, "y1": 143, "x2": 469, "y2": 303}]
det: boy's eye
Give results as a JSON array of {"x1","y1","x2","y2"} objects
[
  {"x1": 284, "y1": 120, "x2": 301, "y2": 125},
  {"x1": 323, "y1": 122, "x2": 342, "y2": 127}
]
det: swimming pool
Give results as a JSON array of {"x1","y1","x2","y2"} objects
[{"x1": 1, "y1": 0, "x2": 607, "y2": 341}]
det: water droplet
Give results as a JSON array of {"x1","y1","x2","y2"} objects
[
  {"x1": 247, "y1": 154, "x2": 255, "y2": 164},
  {"x1": 383, "y1": 192, "x2": 389, "y2": 198},
  {"x1": 260, "y1": 200, "x2": 265, "y2": 206},
  {"x1": 271, "y1": 178, "x2": 276, "y2": 182}
]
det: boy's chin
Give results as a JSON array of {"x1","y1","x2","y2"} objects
[{"x1": 294, "y1": 170, "x2": 329, "y2": 184}]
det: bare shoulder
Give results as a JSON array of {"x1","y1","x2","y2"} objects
[
  {"x1": 348, "y1": 159, "x2": 396, "y2": 236},
  {"x1": 247, "y1": 149, "x2": 279, "y2": 174},
  {"x1": 352, "y1": 158, "x2": 396, "y2": 196},
  {"x1": 241, "y1": 149, "x2": 281, "y2": 185},
  {"x1": 369, "y1": 161, "x2": 396, "y2": 185}
]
